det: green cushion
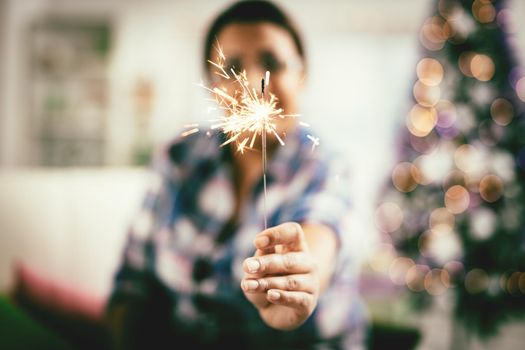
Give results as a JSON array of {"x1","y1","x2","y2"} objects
[{"x1": 0, "y1": 295, "x2": 73, "y2": 350}]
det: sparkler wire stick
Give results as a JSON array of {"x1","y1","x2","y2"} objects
[{"x1": 261, "y1": 74, "x2": 269, "y2": 230}]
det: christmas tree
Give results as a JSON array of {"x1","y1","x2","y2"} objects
[{"x1": 375, "y1": 0, "x2": 525, "y2": 338}]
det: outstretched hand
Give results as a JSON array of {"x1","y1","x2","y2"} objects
[{"x1": 241, "y1": 222, "x2": 320, "y2": 331}]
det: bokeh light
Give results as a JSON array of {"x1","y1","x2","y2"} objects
[
  {"x1": 458, "y1": 51, "x2": 476, "y2": 77},
  {"x1": 444, "y1": 185, "x2": 470, "y2": 214},
  {"x1": 406, "y1": 104, "x2": 438, "y2": 137},
  {"x1": 424, "y1": 268, "x2": 450, "y2": 295},
  {"x1": 472, "y1": 0, "x2": 496, "y2": 24},
  {"x1": 468, "y1": 207, "x2": 497, "y2": 240},
  {"x1": 392, "y1": 162, "x2": 420, "y2": 192},
  {"x1": 415, "y1": 145, "x2": 454, "y2": 184},
  {"x1": 516, "y1": 76, "x2": 525, "y2": 102},
  {"x1": 419, "y1": 16, "x2": 451, "y2": 51},
  {"x1": 479, "y1": 174, "x2": 504, "y2": 203},
  {"x1": 506, "y1": 271, "x2": 521, "y2": 295},
  {"x1": 470, "y1": 54, "x2": 495, "y2": 81},
  {"x1": 519, "y1": 273, "x2": 525, "y2": 294},
  {"x1": 389, "y1": 257, "x2": 415, "y2": 286},
  {"x1": 429, "y1": 207, "x2": 455, "y2": 229},
  {"x1": 443, "y1": 260, "x2": 465, "y2": 287},
  {"x1": 416, "y1": 58, "x2": 444, "y2": 86},
  {"x1": 406, "y1": 264, "x2": 431, "y2": 292},
  {"x1": 413, "y1": 81, "x2": 441, "y2": 107},
  {"x1": 419, "y1": 225, "x2": 462, "y2": 265},
  {"x1": 490, "y1": 98, "x2": 514, "y2": 126},
  {"x1": 375, "y1": 202, "x2": 404, "y2": 233},
  {"x1": 465, "y1": 268, "x2": 489, "y2": 294},
  {"x1": 454, "y1": 144, "x2": 484, "y2": 175}
]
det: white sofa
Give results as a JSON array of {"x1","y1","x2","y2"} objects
[{"x1": 0, "y1": 167, "x2": 150, "y2": 299}]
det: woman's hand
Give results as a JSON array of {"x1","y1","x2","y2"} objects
[{"x1": 240, "y1": 222, "x2": 322, "y2": 331}]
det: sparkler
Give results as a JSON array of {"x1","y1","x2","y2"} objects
[{"x1": 186, "y1": 42, "x2": 318, "y2": 229}]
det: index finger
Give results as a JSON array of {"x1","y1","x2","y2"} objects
[{"x1": 254, "y1": 222, "x2": 307, "y2": 251}]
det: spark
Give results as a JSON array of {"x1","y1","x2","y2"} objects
[
  {"x1": 181, "y1": 128, "x2": 199, "y2": 137},
  {"x1": 307, "y1": 134, "x2": 320, "y2": 151},
  {"x1": 182, "y1": 41, "x2": 319, "y2": 228}
]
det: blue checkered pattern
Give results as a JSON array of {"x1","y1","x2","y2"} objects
[{"x1": 109, "y1": 126, "x2": 366, "y2": 348}]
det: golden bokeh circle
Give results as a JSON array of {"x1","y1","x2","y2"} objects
[
  {"x1": 479, "y1": 174, "x2": 504, "y2": 203},
  {"x1": 389, "y1": 257, "x2": 415, "y2": 286},
  {"x1": 472, "y1": 0, "x2": 496, "y2": 23},
  {"x1": 413, "y1": 81, "x2": 441, "y2": 107},
  {"x1": 392, "y1": 162, "x2": 419, "y2": 193},
  {"x1": 406, "y1": 105, "x2": 438, "y2": 137},
  {"x1": 406, "y1": 264, "x2": 431, "y2": 292},
  {"x1": 490, "y1": 98, "x2": 514, "y2": 126},
  {"x1": 416, "y1": 58, "x2": 444, "y2": 86},
  {"x1": 445, "y1": 185, "x2": 470, "y2": 214},
  {"x1": 424, "y1": 268, "x2": 450, "y2": 295},
  {"x1": 470, "y1": 54, "x2": 495, "y2": 82}
]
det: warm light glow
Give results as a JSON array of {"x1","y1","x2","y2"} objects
[
  {"x1": 445, "y1": 185, "x2": 470, "y2": 214},
  {"x1": 406, "y1": 104, "x2": 438, "y2": 137},
  {"x1": 429, "y1": 207, "x2": 455, "y2": 230},
  {"x1": 416, "y1": 58, "x2": 444, "y2": 86},
  {"x1": 469, "y1": 207, "x2": 497, "y2": 240},
  {"x1": 413, "y1": 81, "x2": 441, "y2": 107},
  {"x1": 454, "y1": 144, "x2": 484, "y2": 175},
  {"x1": 406, "y1": 264, "x2": 430, "y2": 292},
  {"x1": 191, "y1": 42, "x2": 306, "y2": 154},
  {"x1": 472, "y1": 0, "x2": 496, "y2": 23},
  {"x1": 424, "y1": 268, "x2": 450, "y2": 295},
  {"x1": 419, "y1": 16, "x2": 451, "y2": 51},
  {"x1": 392, "y1": 162, "x2": 419, "y2": 193},
  {"x1": 470, "y1": 54, "x2": 495, "y2": 82},
  {"x1": 444, "y1": 261, "x2": 465, "y2": 288},
  {"x1": 389, "y1": 257, "x2": 415, "y2": 286},
  {"x1": 479, "y1": 174, "x2": 504, "y2": 202},
  {"x1": 419, "y1": 225, "x2": 462, "y2": 265},
  {"x1": 375, "y1": 202, "x2": 404, "y2": 233},
  {"x1": 490, "y1": 98, "x2": 514, "y2": 126},
  {"x1": 413, "y1": 156, "x2": 432, "y2": 185},
  {"x1": 458, "y1": 51, "x2": 476, "y2": 77}
]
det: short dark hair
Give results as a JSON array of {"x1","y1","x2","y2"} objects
[{"x1": 203, "y1": 0, "x2": 305, "y2": 73}]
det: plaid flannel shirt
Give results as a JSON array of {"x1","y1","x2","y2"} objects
[{"x1": 109, "y1": 125, "x2": 366, "y2": 348}]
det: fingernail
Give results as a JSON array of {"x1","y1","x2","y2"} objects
[
  {"x1": 255, "y1": 236, "x2": 270, "y2": 248},
  {"x1": 242, "y1": 280, "x2": 259, "y2": 291},
  {"x1": 245, "y1": 259, "x2": 260, "y2": 273},
  {"x1": 268, "y1": 290, "x2": 280, "y2": 300}
]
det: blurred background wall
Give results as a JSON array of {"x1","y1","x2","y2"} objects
[{"x1": 0, "y1": 1, "x2": 524, "y2": 349}]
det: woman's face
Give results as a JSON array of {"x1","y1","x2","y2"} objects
[{"x1": 211, "y1": 22, "x2": 305, "y2": 137}]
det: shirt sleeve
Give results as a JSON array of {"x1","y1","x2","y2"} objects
[{"x1": 282, "y1": 151, "x2": 354, "y2": 249}]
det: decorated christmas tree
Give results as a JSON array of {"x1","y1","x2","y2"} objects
[{"x1": 375, "y1": 0, "x2": 525, "y2": 338}]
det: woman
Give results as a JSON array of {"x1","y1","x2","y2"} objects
[{"x1": 107, "y1": 1, "x2": 366, "y2": 348}]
